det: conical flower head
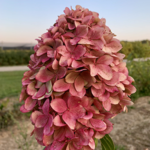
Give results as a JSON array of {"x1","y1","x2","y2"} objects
[{"x1": 20, "y1": 5, "x2": 136, "y2": 150}]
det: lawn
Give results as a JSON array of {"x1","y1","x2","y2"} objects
[{"x1": 0, "y1": 71, "x2": 25, "y2": 99}]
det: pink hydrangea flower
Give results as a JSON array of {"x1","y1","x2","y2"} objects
[{"x1": 20, "y1": 5, "x2": 136, "y2": 150}]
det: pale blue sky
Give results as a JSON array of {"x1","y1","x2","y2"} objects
[{"x1": 0, "y1": 0, "x2": 150, "y2": 43}]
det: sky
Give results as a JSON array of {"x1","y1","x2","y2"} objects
[{"x1": 0, "y1": 0, "x2": 150, "y2": 44}]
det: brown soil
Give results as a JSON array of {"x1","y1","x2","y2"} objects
[{"x1": 0, "y1": 96, "x2": 150, "y2": 150}]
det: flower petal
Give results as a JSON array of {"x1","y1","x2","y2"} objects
[
  {"x1": 65, "y1": 72, "x2": 79, "y2": 83},
  {"x1": 62, "y1": 111, "x2": 76, "y2": 129},
  {"x1": 97, "y1": 64, "x2": 112, "y2": 80},
  {"x1": 51, "y1": 98, "x2": 67, "y2": 113},
  {"x1": 74, "y1": 76, "x2": 85, "y2": 92},
  {"x1": 102, "y1": 98, "x2": 111, "y2": 111},
  {"x1": 90, "y1": 119, "x2": 106, "y2": 130},
  {"x1": 35, "y1": 84, "x2": 47, "y2": 98},
  {"x1": 35, "y1": 115, "x2": 48, "y2": 128},
  {"x1": 53, "y1": 115, "x2": 66, "y2": 126},
  {"x1": 25, "y1": 96, "x2": 36, "y2": 110},
  {"x1": 27, "y1": 82, "x2": 37, "y2": 96},
  {"x1": 43, "y1": 115, "x2": 53, "y2": 135},
  {"x1": 37, "y1": 45, "x2": 52, "y2": 56},
  {"x1": 97, "y1": 55, "x2": 113, "y2": 65},
  {"x1": 76, "y1": 25, "x2": 88, "y2": 37},
  {"x1": 72, "y1": 45, "x2": 86, "y2": 60},
  {"x1": 42, "y1": 99, "x2": 50, "y2": 115},
  {"x1": 36, "y1": 66, "x2": 54, "y2": 82},
  {"x1": 53, "y1": 79, "x2": 70, "y2": 92}
]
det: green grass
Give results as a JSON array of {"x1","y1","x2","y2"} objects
[{"x1": 0, "y1": 71, "x2": 24, "y2": 99}]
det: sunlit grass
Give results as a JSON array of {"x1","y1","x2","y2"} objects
[{"x1": 0, "y1": 71, "x2": 24, "y2": 99}]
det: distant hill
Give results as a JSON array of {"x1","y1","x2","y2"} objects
[{"x1": 0, "y1": 42, "x2": 36, "y2": 50}]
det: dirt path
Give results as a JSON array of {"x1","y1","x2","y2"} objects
[
  {"x1": 0, "y1": 66, "x2": 29, "y2": 72},
  {"x1": 0, "y1": 96, "x2": 150, "y2": 150}
]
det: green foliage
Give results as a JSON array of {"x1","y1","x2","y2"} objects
[
  {"x1": 0, "y1": 71, "x2": 24, "y2": 99},
  {"x1": 120, "y1": 40, "x2": 150, "y2": 60},
  {"x1": 100, "y1": 134, "x2": 115, "y2": 150},
  {"x1": 127, "y1": 60, "x2": 150, "y2": 100},
  {"x1": 115, "y1": 145, "x2": 126, "y2": 150},
  {"x1": 0, "y1": 50, "x2": 34, "y2": 66}
]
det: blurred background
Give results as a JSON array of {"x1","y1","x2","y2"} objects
[{"x1": 0, "y1": 0, "x2": 150, "y2": 150}]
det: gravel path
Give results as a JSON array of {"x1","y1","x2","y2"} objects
[{"x1": 0, "y1": 66, "x2": 29, "y2": 72}]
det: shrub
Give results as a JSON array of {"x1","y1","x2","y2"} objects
[
  {"x1": 0, "y1": 50, "x2": 34, "y2": 66},
  {"x1": 127, "y1": 60, "x2": 150, "y2": 100}
]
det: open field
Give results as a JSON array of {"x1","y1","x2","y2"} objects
[{"x1": 0, "y1": 71, "x2": 24, "y2": 99}]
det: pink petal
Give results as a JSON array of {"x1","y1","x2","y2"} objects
[
  {"x1": 36, "y1": 67, "x2": 54, "y2": 82},
  {"x1": 82, "y1": 15, "x2": 92, "y2": 24},
  {"x1": 91, "y1": 25, "x2": 104, "y2": 39},
  {"x1": 68, "y1": 96, "x2": 81, "y2": 108},
  {"x1": 47, "y1": 50, "x2": 54, "y2": 58},
  {"x1": 57, "y1": 46, "x2": 69, "y2": 56},
  {"x1": 59, "y1": 56, "x2": 68, "y2": 66},
  {"x1": 25, "y1": 97, "x2": 36, "y2": 110},
  {"x1": 53, "y1": 115, "x2": 66, "y2": 126},
  {"x1": 78, "y1": 39, "x2": 93, "y2": 45},
  {"x1": 63, "y1": 32, "x2": 74, "y2": 38},
  {"x1": 68, "y1": 23, "x2": 75, "y2": 30},
  {"x1": 43, "y1": 38, "x2": 54, "y2": 46},
  {"x1": 83, "y1": 112, "x2": 93, "y2": 119},
  {"x1": 50, "y1": 141, "x2": 66, "y2": 150},
  {"x1": 42, "y1": 99, "x2": 50, "y2": 115},
  {"x1": 102, "y1": 98, "x2": 111, "y2": 111},
  {"x1": 52, "y1": 59, "x2": 59, "y2": 70},
  {"x1": 125, "y1": 84, "x2": 136, "y2": 94},
  {"x1": 31, "y1": 111, "x2": 43, "y2": 124},
  {"x1": 20, "y1": 104, "x2": 30, "y2": 113},
  {"x1": 43, "y1": 135, "x2": 53, "y2": 146},
  {"x1": 109, "y1": 96, "x2": 120, "y2": 104},
  {"x1": 89, "y1": 64, "x2": 98, "y2": 76},
  {"x1": 90, "y1": 119, "x2": 106, "y2": 130},
  {"x1": 119, "y1": 73, "x2": 127, "y2": 81},
  {"x1": 89, "y1": 138, "x2": 95, "y2": 149},
  {"x1": 43, "y1": 115, "x2": 53, "y2": 135},
  {"x1": 120, "y1": 99, "x2": 134, "y2": 106},
  {"x1": 34, "y1": 128, "x2": 43, "y2": 141},
  {"x1": 35, "y1": 115, "x2": 48, "y2": 128},
  {"x1": 37, "y1": 45, "x2": 52, "y2": 56},
  {"x1": 98, "y1": 92, "x2": 110, "y2": 102},
  {"x1": 72, "y1": 45, "x2": 86, "y2": 60},
  {"x1": 91, "y1": 86, "x2": 105, "y2": 97},
  {"x1": 27, "y1": 82, "x2": 37, "y2": 96},
  {"x1": 58, "y1": 17, "x2": 67, "y2": 27},
  {"x1": 103, "y1": 38, "x2": 122, "y2": 53},
  {"x1": 56, "y1": 67, "x2": 66, "y2": 78},
  {"x1": 62, "y1": 111, "x2": 76, "y2": 129},
  {"x1": 92, "y1": 81, "x2": 103, "y2": 89},
  {"x1": 69, "y1": 84, "x2": 86, "y2": 98},
  {"x1": 70, "y1": 37, "x2": 81, "y2": 45},
  {"x1": 65, "y1": 72, "x2": 79, "y2": 83},
  {"x1": 97, "y1": 64, "x2": 113, "y2": 80},
  {"x1": 35, "y1": 84, "x2": 46, "y2": 98},
  {"x1": 74, "y1": 76, "x2": 85, "y2": 92},
  {"x1": 76, "y1": 25, "x2": 88, "y2": 37},
  {"x1": 53, "y1": 79, "x2": 70, "y2": 92},
  {"x1": 104, "y1": 71, "x2": 119, "y2": 86},
  {"x1": 97, "y1": 55, "x2": 113, "y2": 65},
  {"x1": 64, "y1": 39, "x2": 76, "y2": 52},
  {"x1": 71, "y1": 60, "x2": 84, "y2": 68},
  {"x1": 70, "y1": 106, "x2": 86, "y2": 119},
  {"x1": 64, "y1": 7, "x2": 71, "y2": 15},
  {"x1": 51, "y1": 98, "x2": 67, "y2": 113}
]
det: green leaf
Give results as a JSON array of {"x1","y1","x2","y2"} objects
[{"x1": 100, "y1": 134, "x2": 115, "y2": 150}]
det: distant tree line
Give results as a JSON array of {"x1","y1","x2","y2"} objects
[{"x1": 120, "y1": 40, "x2": 150, "y2": 60}]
